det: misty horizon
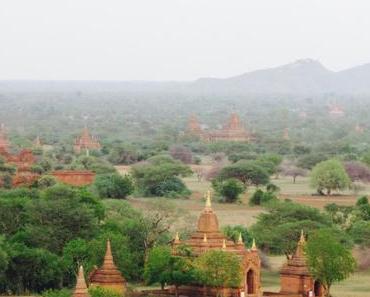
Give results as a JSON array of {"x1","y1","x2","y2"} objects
[{"x1": 2, "y1": 0, "x2": 370, "y2": 81}]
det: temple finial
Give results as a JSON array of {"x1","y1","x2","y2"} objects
[
  {"x1": 237, "y1": 232, "x2": 243, "y2": 244},
  {"x1": 174, "y1": 232, "x2": 180, "y2": 244},
  {"x1": 251, "y1": 238, "x2": 257, "y2": 251},
  {"x1": 203, "y1": 233, "x2": 208, "y2": 243},
  {"x1": 299, "y1": 230, "x2": 306, "y2": 244},
  {"x1": 205, "y1": 190, "x2": 212, "y2": 209},
  {"x1": 222, "y1": 239, "x2": 226, "y2": 249}
]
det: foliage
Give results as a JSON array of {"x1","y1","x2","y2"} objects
[
  {"x1": 194, "y1": 250, "x2": 241, "y2": 296},
  {"x1": 131, "y1": 155, "x2": 192, "y2": 197},
  {"x1": 222, "y1": 225, "x2": 252, "y2": 247},
  {"x1": 310, "y1": 159, "x2": 351, "y2": 195},
  {"x1": 305, "y1": 229, "x2": 356, "y2": 297},
  {"x1": 94, "y1": 173, "x2": 134, "y2": 199},
  {"x1": 144, "y1": 245, "x2": 172, "y2": 289},
  {"x1": 89, "y1": 287, "x2": 122, "y2": 297},
  {"x1": 37, "y1": 175, "x2": 57, "y2": 189},
  {"x1": 249, "y1": 188, "x2": 277, "y2": 206},
  {"x1": 4, "y1": 244, "x2": 63, "y2": 294},
  {"x1": 344, "y1": 161, "x2": 370, "y2": 183},
  {"x1": 212, "y1": 178, "x2": 245, "y2": 203},
  {"x1": 42, "y1": 289, "x2": 71, "y2": 297},
  {"x1": 250, "y1": 201, "x2": 335, "y2": 255},
  {"x1": 217, "y1": 160, "x2": 270, "y2": 187}
]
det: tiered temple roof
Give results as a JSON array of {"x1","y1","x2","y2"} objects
[
  {"x1": 73, "y1": 266, "x2": 90, "y2": 297},
  {"x1": 89, "y1": 240, "x2": 126, "y2": 294},
  {"x1": 74, "y1": 127, "x2": 101, "y2": 154}
]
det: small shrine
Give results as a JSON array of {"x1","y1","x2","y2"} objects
[
  {"x1": 73, "y1": 266, "x2": 90, "y2": 297},
  {"x1": 264, "y1": 232, "x2": 323, "y2": 297},
  {"x1": 89, "y1": 240, "x2": 126, "y2": 294}
]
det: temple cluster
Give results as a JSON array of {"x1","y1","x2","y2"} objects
[{"x1": 187, "y1": 113, "x2": 253, "y2": 142}]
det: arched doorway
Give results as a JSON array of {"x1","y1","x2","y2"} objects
[
  {"x1": 246, "y1": 269, "x2": 255, "y2": 294},
  {"x1": 314, "y1": 280, "x2": 322, "y2": 297}
]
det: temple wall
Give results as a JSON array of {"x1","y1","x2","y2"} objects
[
  {"x1": 52, "y1": 170, "x2": 95, "y2": 186},
  {"x1": 280, "y1": 275, "x2": 313, "y2": 295}
]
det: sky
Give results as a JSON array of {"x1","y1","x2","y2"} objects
[{"x1": 1, "y1": 0, "x2": 370, "y2": 81}]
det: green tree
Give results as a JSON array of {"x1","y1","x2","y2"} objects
[
  {"x1": 94, "y1": 173, "x2": 134, "y2": 199},
  {"x1": 250, "y1": 201, "x2": 336, "y2": 255},
  {"x1": 305, "y1": 229, "x2": 356, "y2": 297},
  {"x1": 212, "y1": 178, "x2": 245, "y2": 203},
  {"x1": 194, "y1": 250, "x2": 241, "y2": 297},
  {"x1": 218, "y1": 160, "x2": 270, "y2": 187},
  {"x1": 131, "y1": 155, "x2": 192, "y2": 197},
  {"x1": 144, "y1": 246, "x2": 172, "y2": 289},
  {"x1": 310, "y1": 159, "x2": 351, "y2": 195}
]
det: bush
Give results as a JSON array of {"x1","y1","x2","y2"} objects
[
  {"x1": 249, "y1": 189, "x2": 277, "y2": 206},
  {"x1": 155, "y1": 176, "x2": 191, "y2": 198},
  {"x1": 42, "y1": 289, "x2": 71, "y2": 297},
  {"x1": 89, "y1": 287, "x2": 122, "y2": 297},
  {"x1": 37, "y1": 175, "x2": 57, "y2": 189},
  {"x1": 94, "y1": 173, "x2": 134, "y2": 199},
  {"x1": 213, "y1": 178, "x2": 245, "y2": 203}
]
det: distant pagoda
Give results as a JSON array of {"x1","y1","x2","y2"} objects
[
  {"x1": 89, "y1": 240, "x2": 126, "y2": 294},
  {"x1": 73, "y1": 266, "x2": 90, "y2": 297},
  {"x1": 74, "y1": 127, "x2": 101, "y2": 154},
  {"x1": 0, "y1": 124, "x2": 10, "y2": 152}
]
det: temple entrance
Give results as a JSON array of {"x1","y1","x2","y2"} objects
[
  {"x1": 314, "y1": 280, "x2": 322, "y2": 297},
  {"x1": 246, "y1": 269, "x2": 255, "y2": 294}
]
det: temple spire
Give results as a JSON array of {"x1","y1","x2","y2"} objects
[
  {"x1": 174, "y1": 232, "x2": 180, "y2": 244},
  {"x1": 299, "y1": 230, "x2": 306, "y2": 244},
  {"x1": 73, "y1": 266, "x2": 89, "y2": 297},
  {"x1": 251, "y1": 238, "x2": 257, "y2": 251},
  {"x1": 205, "y1": 190, "x2": 212, "y2": 210},
  {"x1": 102, "y1": 239, "x2": 114, "y2": 269},
  {"x1": 237, "y1": 232, "x2": 243, "y2": 245}
]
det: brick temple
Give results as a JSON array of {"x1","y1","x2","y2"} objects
[
  {"x1": 147, "y1": 191, "x2": 262, "y2": 297},
  {"x1": 187, "y1": 113, "x2": 252, "y2": 142},
  {"x1": 74, "y1": 127, "x2": 101, "y2": 154},
  {"x1": 89, "y1": 240, "x2": 127, "y2": 294}
]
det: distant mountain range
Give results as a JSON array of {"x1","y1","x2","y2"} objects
[{"x1": 2, "y1": 59, "x2": 370, "y2": 94}]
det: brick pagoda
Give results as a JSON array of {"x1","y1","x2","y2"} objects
[
  {"x1": 89, "y1": 240, "x2": 126, "y2": 294},
  {"x1": 172, "y1": 191, "x2": 262, "y2": 297}
]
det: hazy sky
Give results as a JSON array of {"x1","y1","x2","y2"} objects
[{"x1": 1, "y1": 0, "x2": 370, "y2": 81}]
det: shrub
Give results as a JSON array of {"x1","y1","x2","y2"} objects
[
  {"x1": 249, "y1": 189, "x2": 277, "y2": 206},
  {"x1": 94, "y1": 173, "x2": 134, "y2": 199},
  {"x1": 89, "y1": 287, "x2": 122, "y2": 297},
  {"x1": 213, "y1": 178, "x2": 245, "y2": 203}
]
